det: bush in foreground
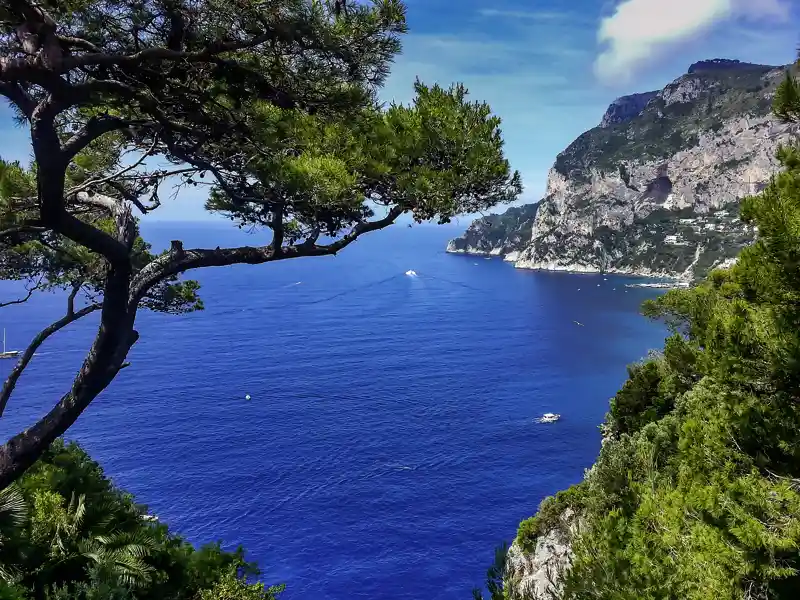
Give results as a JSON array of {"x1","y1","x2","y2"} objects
[{"x1": 0, "y1": 441, "x2": 278, "y2": 600}]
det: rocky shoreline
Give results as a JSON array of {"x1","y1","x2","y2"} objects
[{"x1": 446, "y1": 244, "x2": 690, "y2": 287}]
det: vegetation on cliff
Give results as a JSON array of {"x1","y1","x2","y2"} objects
[
  {"x1": 447, "y1": 203, "x2": 539, "y2": 254},
  {"x1": 0, "y1": 441, "x2": 280, "y2": 600},
  {"x1": 502, "y1": 65, "x2": 800, "y2": 600}
]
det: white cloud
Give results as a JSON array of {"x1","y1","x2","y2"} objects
[
  {"x1": 594, "y1": 0, "x2": 791, "y2": 83},
  {"x1": 382, "y1": 33, "x2": 585, "y2": 105}
]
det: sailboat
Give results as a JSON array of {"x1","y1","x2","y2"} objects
[{"x1": 0, "y1": 329, "x2": 20, "y2": 359}]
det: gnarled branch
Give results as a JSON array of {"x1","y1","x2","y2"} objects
[
  {"x1": 0, "y1": 81, "x2": 34, "y2": 118},
  {"x1": 128, "y1": 205, "x2": 406, "y2": 308},
  {"x1": 0, "y1": 287, "x2": 99, "y2": 419},
  {"x1": 0, "y1": 276, "x2": 45, "y2": 308}
]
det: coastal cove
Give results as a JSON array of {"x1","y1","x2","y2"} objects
[{"x1": 0, "y1": 223, "x2": 668, "y2": 600}]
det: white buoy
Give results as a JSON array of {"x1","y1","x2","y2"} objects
[
  {"x1": 405, "y1": 270, "x2": 417, "y2": 276},
  {"x1": 245, "y1": 394, "x2": 251, "y2": 400}
]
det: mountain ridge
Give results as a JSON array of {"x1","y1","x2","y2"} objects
[{"x1": 448, "y1": 59, "x2": 795, "y2": 281}]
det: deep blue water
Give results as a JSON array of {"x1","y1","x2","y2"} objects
[{"x1": 0, "y1": 222, "x2": 667, "y2": 599}]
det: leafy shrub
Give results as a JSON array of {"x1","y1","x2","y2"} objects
[{"x1": 0, "y1": 441, "x2": 278, "y2": 600}]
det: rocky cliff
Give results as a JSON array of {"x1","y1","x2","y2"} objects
[
  {"x1": 599, "y1": 91, "x2": 658, "y2": 128},
  {"x1": 445, "y1": 202, "x2": 539, "y2": 260},
  {"x1": 505, "y1": 510, "x2": 576, "y2": 599},
  {"x1": 448, "y1": 60, "x2": 797, "y2": 280}
]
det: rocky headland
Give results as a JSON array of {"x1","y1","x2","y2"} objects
[{"x1": 448, "y1": 59, "x2": 798, "y2": 282}]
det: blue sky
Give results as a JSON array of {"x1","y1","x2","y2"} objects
[{"x1": 0, "y1": 0, "x2": 797, "y2": 223}]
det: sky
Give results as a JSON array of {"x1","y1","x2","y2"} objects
[{"x1": 0, "y1": 0, "x2": 797, "y2": 224}]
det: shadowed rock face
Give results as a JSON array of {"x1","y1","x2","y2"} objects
[
  {"x1": 448, "y1": 59, "x2": 794, "y2": 281},
  {"x1": 599, "y1": 91, "x2": 658, "y2": 128},
  {"x1": 446, "y1": 202, "x2": 539, "y2": 260}
]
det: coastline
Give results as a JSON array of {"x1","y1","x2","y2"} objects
[{"x1": 445, "y1": 247, "x2": 689, "y2": 288}]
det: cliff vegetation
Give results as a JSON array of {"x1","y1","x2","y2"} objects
[
  {"x1": 478, "y1": 65, "x2": 800, "y2": 600},
  {"x1": 555, "y1": 62, "x2": 779, "y2": 179},
  {"x1": 447, "y1": 203, "x2": 540, "y2": 256}
]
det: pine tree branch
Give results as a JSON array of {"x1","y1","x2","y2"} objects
[
  {"x1": 0, "y1": 82, "x2": 34, "y2": 118},
  {"x1": 128, "y1": 206, "x2": 406, "y2": 308},
  {"x1": 0, "y1": 292, "x2": 100, "y2": 419},
  {"x1": 0, "y1": 276, "x2": 45, "y2": 308}
]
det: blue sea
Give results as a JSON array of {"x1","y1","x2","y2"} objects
[{"x1": 0, "y1": 222, "x2": 667, "y2": 599}]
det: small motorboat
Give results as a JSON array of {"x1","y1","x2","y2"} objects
[{"x1": 538, "y1": 413, "x2": 561, "y2": 424}]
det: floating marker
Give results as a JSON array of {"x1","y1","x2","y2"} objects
[{"x1": 245, "y1": 394, "x2": 251, "y2": 401}]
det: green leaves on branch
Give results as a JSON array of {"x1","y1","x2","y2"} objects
[{"x1": 207, "y1": 81, "x2": 521, "y2": 235}]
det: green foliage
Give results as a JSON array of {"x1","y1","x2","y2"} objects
[
  {"x1": 608, "y1": 359, "x2": 668, "y2": 436},
  {"x1": 198, "y1": 569, "x2": 284, "y2": 600},
  {"x1": 0, "y1": 441, "x2": 279, "y2": 600},
  {"x1": 773, "y1": 71, "x2": 800, "y2": 123},
  {"x1": 472, "y1": 543, "x2": 511, "y2": 600},
  {"x1": 206, "y1": 80, "x2": 521, "y2": 234},
  {"x1": 516, "y1": 484, "x2": 588, "y2": 554},
  {"x1": 503, "y1": 61, "x2": 800, "y2": 600}
]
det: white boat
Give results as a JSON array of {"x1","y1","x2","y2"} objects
[
  {"x1": 538, "y1": 412, "x2": 561, "y2": 423},
  {"x1": 0, "y1": 329, "x2": 20, "y2": 360}
]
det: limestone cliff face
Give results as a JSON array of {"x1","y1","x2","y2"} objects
[
  {"x1": 448, "y1": 61, "x2": 796, "y2": 280},
  {"x1": 599, "y1": 91, "x2": 658, "y2": 128},
  {"x1": 505, "y1": 510, "x2": 576, "y2": 600}
]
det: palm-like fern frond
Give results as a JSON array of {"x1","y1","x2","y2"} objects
[
  {"x1": 0, "y1": 486, "x2": 27, "y2": 531},
  {"x1": 79, "y1": 528, "x2": 158, "y2": 588},
  {"x1": 0, "y1": 486, "x2": 27, "y2": 584},
  {"x1": 66, "y1": 492, "x2": 87, "y2": 535}
]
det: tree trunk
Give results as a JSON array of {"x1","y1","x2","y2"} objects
[{"x1": 0, "y1": 266, "x2": 138, "y2": 489}]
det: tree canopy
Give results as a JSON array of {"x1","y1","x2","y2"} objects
[{"x1": 0, "y1": 0, "x2": 521, "y2": 487}]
